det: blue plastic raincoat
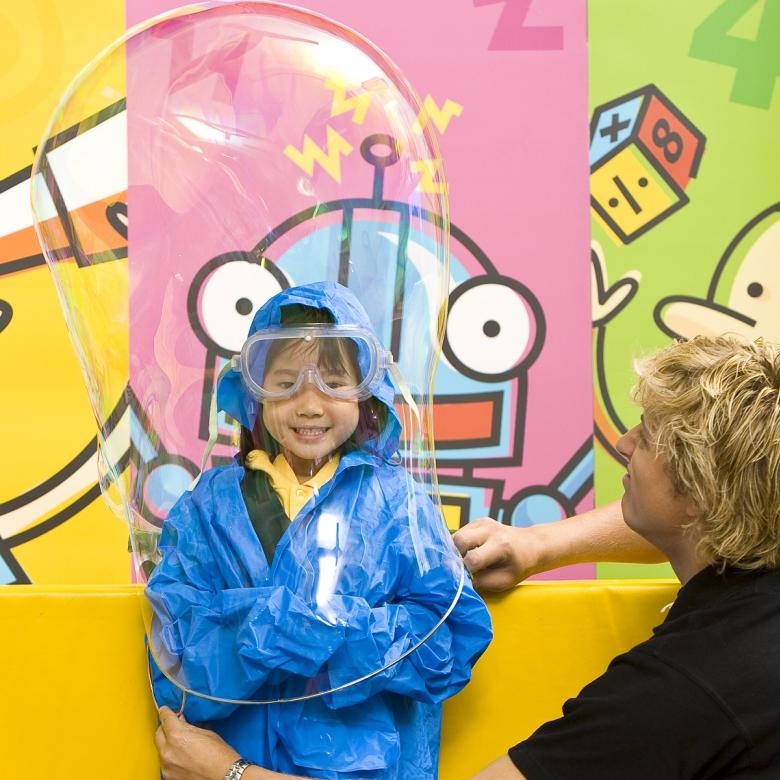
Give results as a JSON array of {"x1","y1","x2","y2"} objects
[{"x1": 147, "y1": 282, "x2": 492, "y2": 778}]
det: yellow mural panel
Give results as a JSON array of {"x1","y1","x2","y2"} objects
[
  {"x1": 0, "y1": 1, "x2": 127, "y2": 583},
  {"x1": 11, "y1": 493, "x2": 129, "y2": 584},
  {"x1": 0, "y1": 266, "x2": 96, "y2": 501},
  {"x1": 0, "y1": 1, "x2": 126, "y2": 174}
]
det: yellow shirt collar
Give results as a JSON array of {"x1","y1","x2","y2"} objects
[{"x1": 245, "y1": 449, "x2": 340, "y2": 519}]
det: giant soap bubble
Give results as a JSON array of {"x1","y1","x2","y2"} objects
[{"x1": 31, "y1": 2, "x2": 463, "y2": 706}]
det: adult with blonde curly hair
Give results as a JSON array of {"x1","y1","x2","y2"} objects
[
  {"x1": 467, "y1": 334, "x2": 780, "y2": 779},
  {"x1": 155, "y1": 336, "x2": 780, "y2": 780}
]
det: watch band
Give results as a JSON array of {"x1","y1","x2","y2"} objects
[{"x1": 224, "y1": 757, "x2": 254, "y2": 780}]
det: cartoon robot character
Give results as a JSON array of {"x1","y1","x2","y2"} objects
[
  {"x1": 189, "y1": 135, "x2": 592, "y2": 528},
  {"x1": 655, "y1": 203, "x2": 780, "y2": 342}
]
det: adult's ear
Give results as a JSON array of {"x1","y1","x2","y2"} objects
[{"x1": 684, "y1": 496, "x2": 701, "y2": 519}]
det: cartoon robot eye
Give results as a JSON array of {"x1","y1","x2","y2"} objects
[
  {"x1": 189, "y1": 253, "x2": 288, "y2": 355},
  {"x1": 443, "y1": 276, "x2": 544, "y2": 381}
]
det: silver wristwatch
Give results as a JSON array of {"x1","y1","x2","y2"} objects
[{"x1": 224, "y1": 758, "x2": 254, "y2": 780}]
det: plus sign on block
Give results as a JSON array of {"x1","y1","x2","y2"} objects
[{"x1": 590, "y1": 84, "x2": 706, "y2": 244}]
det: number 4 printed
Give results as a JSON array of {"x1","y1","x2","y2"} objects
[{"x1": 690, "y1": 0, "x2": 780, "y2": 110}]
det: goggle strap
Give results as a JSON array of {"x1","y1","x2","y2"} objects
[
  {"x1": 388, "y1": 361, "x2": 430, "y2": 575},
  {"x1": 388, "y1": 361, "x2": 421, "y2": 434},
  {"x1": 190, "y1": 360, "x2": 237, "y2": 491}
]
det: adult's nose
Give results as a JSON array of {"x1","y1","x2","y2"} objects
[{"x1": 615, "y1": 424, "x2": 639, "y2": 463}]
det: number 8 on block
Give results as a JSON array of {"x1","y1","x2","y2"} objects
[{"x1": 589, "y1": 84, "x2": 706, "y2": 244}]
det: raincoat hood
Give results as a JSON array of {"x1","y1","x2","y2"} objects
[{"x1": 217, "y1": 281, "x2": 401, "y2": 458}]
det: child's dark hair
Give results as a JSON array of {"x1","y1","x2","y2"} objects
[{"x1": 238, "y1": 304, "x2": 387, "y2": 465}]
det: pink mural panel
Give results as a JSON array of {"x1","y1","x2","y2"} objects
[{"x1": 126, "y1": 0, "x2": 593, "y2": 578}]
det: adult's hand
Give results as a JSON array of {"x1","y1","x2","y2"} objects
[
  {"x1": 155, "y1": 708, "x2": 307, "y2": 780},
  {"x1": 454, "y1": 500, "x2": 666, "y2": 591},
  {"x1": 453, "y1": 518, "x2": 543, "y2": 591},
  {"x1": 155, "y1": 706, "x2": 239, "y2": 780}
]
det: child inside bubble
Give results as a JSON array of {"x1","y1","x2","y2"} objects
[{"x1": 146, "y1": 281, "x2": 492, "y2": 779}]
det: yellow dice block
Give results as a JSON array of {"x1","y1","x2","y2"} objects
[{"x1": 591, "y1": 145, "x2": 683, "y2": 243}]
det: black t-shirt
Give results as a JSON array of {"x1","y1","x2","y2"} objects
[{"x1": 508, "y1": 566, "x2": 780, "y2": 779}]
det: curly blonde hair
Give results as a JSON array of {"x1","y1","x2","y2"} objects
[{"x1": 634, "y1": 335, "x2": 780, "y2": 571}]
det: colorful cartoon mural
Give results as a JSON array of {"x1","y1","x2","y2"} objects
[
  {"x1": 2, "y1": 0, "x2": 778, "y2": 584},
  {"x1": 187, "y1": 144, "x2": 551, "y2": 532},
  {"x1": 1, "y1": 0, "x2": 592, "y2": 583}
]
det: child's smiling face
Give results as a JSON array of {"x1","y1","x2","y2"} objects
[{"x1": 262, "y1": 339, "x2": 361, "y2": 479}]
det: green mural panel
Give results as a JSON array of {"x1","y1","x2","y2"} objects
[{"x1": 590, "y1": 0, "x2": 780, "y2": 578}]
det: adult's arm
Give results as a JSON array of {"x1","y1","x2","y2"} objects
[
  {"x1": 453, "y1": 499, "x2": 666, "y2": 591},
  {"x1": 470, "y1": 756, "x2": 527, "y2": 779}
]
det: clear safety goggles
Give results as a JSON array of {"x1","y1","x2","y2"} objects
[{"x1": 234, "y1": 325, "x2": 393, "y2": 401}]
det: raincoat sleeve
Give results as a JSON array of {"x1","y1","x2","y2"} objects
[
  {"x1": 147, "y1": 468, "x2": 491, "y2": 721},
  {"x1": 146, "y1": 474, "x2": 349, "y2": 722},
  {"x1": 322, "y1": 477, "x2": 493, "y2": 709}
]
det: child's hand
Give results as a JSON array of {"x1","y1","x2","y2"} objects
[{"x1": 155, "y1": 706, "x2": 239, "y2": 780}]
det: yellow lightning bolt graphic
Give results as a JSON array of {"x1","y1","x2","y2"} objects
[
  {"x1": 283, "y1": 126, "x2": 354, "y2": 183},
  {"x1": 413, "y1": 96, "x2": 464, "y2": 135},
  {"x1": 412, "y1": 159, "x2": 447, "y2": 194},
  {"x1": 325, "y1": 79, "x2": 373, "y2": 125}
]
